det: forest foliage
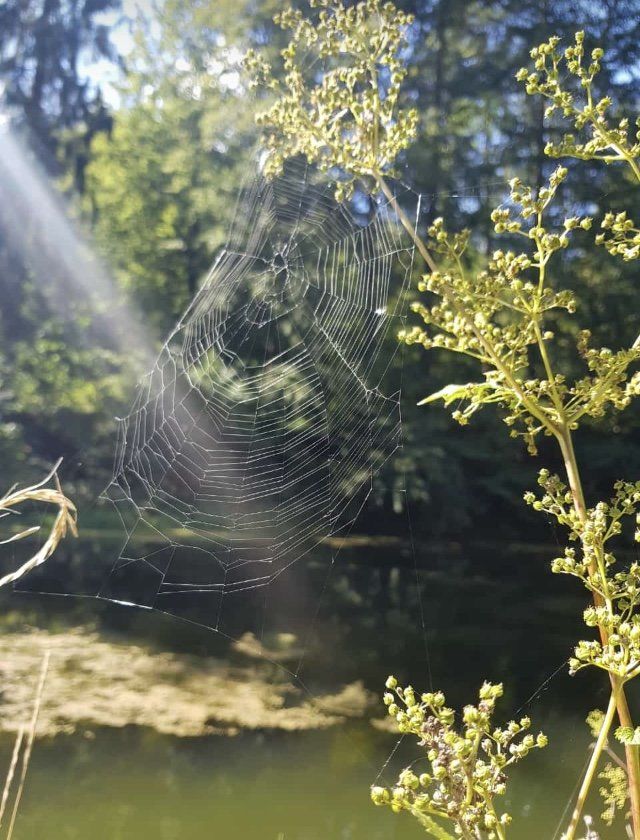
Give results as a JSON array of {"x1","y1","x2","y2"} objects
[{"x1": 2, "y1": 0, "x2": 640, "y2": 542}]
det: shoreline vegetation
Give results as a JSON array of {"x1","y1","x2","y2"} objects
[
  {"x1": 0, "y1": 628, "x2": 377, "y2": 739},
  {"x1": 3, "y1": 518, "x2": 604, "y2": 562}
]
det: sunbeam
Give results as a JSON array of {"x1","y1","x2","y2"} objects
[{"x1": 0, "y1": 123, "x2": 156, "y2": 369}]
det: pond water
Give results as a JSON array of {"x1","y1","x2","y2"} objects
[
  {"x1": 0, "y1": 534, "x2": 626, "y2": 839},
  {"x1": 5, "y1": 717, "x2": 589, "y2": 840}
]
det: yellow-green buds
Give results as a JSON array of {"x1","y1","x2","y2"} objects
[
  {"x1": 244, "y1": 0, "x2": 418, "y2": 200},
  {"x1": 372, "y1": 679, "x2": 546, "y2": 837}
]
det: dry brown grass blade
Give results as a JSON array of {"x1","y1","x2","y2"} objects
[
  {"x1": 0, "y1": 460, "x2": 77, "y2": 589},
  {"x1": 0, "y1": 727, "x2": 24, "y2": 832},
  {"x1": 5, "y1": 650, "x2": 50, "y2": 840}
]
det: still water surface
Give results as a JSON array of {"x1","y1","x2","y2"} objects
[{"x1": 1, "y1": 536, "x2": 621, "y2": 839}]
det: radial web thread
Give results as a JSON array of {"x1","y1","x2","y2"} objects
[{"x1": 99, "y1": 161, "x2": 415, "y2": 637}]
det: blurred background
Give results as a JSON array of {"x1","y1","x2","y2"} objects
[{"x1": 0, "y1": 1, "x2": 640, "y2": 837}]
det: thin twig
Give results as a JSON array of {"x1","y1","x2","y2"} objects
[
  {"x1": 563, "y1": 691, "x2": 617, "y2": 840},
  {"x1": 6, "y1": 649, "x2": 51, "y2": 840},
  {"x1": 0, "y1": 727, "x2": 25, "y2": 831}
]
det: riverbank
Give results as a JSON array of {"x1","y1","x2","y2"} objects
[{"x1": 0, "y1": 628, "x2": 377, "y2": 738}]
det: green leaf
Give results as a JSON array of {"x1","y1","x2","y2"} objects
[
  {"x1": 413, "y1": 811, "x2": 456, "y2": 840},
  {"x1": 417, "y1": 383, "x2": 487, "y2": 407}
]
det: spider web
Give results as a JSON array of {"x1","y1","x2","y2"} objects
[
  {"x1": 10, "y1": 159, "x2": 584, "y2": 832},
  {"x1": 96, "y1": 159, "x2": 416, "y2": 638}
]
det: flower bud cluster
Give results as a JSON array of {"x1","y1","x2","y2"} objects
[
  {"x1": 399, "y1": 164, "x2": 636, "y2": 455},
  {"x1": 527, "y1": 472, "x2": 640, "y2": 681},
  {"x1": 615, "y1": 726, "x2": 640, "y2": 746},
  {"x1": 244, "y1": 0, "x2": 417, "y2": 199},
  {"x1": 518, "y1": 30, "x2": 640, "y2": 288},
  {"x1": 596, "y1": 211, "x2": 640, "y2": 262},
  {"x1": 516, "y1": 33, "x2": 640, "y2": 166},
  {"x1": 570, "y1": 617, "x2": 640, "y2": 679},
  {"x1": 598, "y1": 762, "x2": 628, "y2": 827},
  {"x1": 571, "y1": 331, "x2": 640, "y2": 420},
  {"x1": 584, "y1": 711, "x2": 629, "y2": 828},
  {"x1": 371, "y1": 679, "x2": 546, "y2": 838}
]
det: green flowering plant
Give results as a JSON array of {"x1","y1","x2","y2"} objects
[
  {"x1": 516, "y1": 32, "x2": 640, "y2": 838},
  {"x1": 586, "y1": 708, "x2": 630, "y2": 829},
  {"x1": 516, "y1": 33, "x2": 640, "y2": 175},
  {"x1": 517, "y1": 32, "x2": 640, "y2": 261},
  {"x1": 371, "y1": 678, "x2": 546, "y2": 840},
  {"x1": 401, "y1": 168, "x2": 640, "y2": 455},
  {"x1": 524, "y1": 474, "x2": 640, "y2": 682},
  {"x1": 244, "y1": 0, "x2": 417, "y2": 201},
  {"x1": 247, "y1": 5, "x2": 640, "y2": 838}
]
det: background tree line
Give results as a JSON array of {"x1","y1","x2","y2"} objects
[{"x1": 1, "y1": 0, "x2": 640, "y2": 541}]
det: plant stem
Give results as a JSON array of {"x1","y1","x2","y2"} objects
[
  {"x1": 376, "y1": 173, "x2": 640, "y2": 837},
  {"x1": 6, "y1": 649, "x2": 50, "y2": 840},
  {"x1": 412, "y1": 808, "x2": 456, "y2": 840},
  {"x1": 533, "y1": 319, "x2": 563, "y2": 414},
  {"x1": 376, "y1": 175, "x2": 438, "y2": 272},
  {"x1": 488, "y1": 801, "x2": 507, "y2": 840},
  {"x1": 564, "y1": 690, "x2": 617, "y2": 840},
  {"x1": 0, "y1": 727, "x2": 24, "y2": 831},
  {"x1": 557, "y1": 426, "x2": 640, "y2": 838},
  {"x1": 376, "y1": 175, "x2": 556, "y2": 434}
]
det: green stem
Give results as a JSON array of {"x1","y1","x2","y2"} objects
[
  {"x1": 611, "y1": 142, "x2": 640, "y2": 183},
  {"x1": 628, "y1": 156, "x2": 640, "y2": 183},
  {"x1": 583, "y1": 79, "x2": 640, "y2": 184},
  {"x1": 376, "y1": 175, "x2": 558, "y2": 435},
  {"x1": 531, "y1": 218, "x2": 564, "y2": 416},
  {"x1": 377, "y1": 169, "x2": 640, "y2": 838},
  {"x1": 533, "y1": 319, "x2": 563, "y2": 415},
  {"x1": 563, "y1": 691, "x2": 617, "y2": 840},
  {"x1": 488, "y1": 801, "x2": 507, "y2": 840},
  {"x1": 556, "y1": 427, "x2": 611, "y2": 601},
  {"x1": 376, "y1": 175, "x2": 438, "y2": 272},
  {"x1": 557, "y1": 426, "x2": 640, "y2": 839}
]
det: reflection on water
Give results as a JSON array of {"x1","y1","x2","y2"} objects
[
  {"x1": 0, "y1": 535, "x2": 621, "y2": 838},
  {"x1": 4, "y1": 719, "x2": 590, "y2": 840},
  {"x1": 0, "y1": 629, "x2": 373, "y2": 738}
]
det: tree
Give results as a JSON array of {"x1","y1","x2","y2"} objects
[
  {"x1": 84, "y1": 0, "x2": 640, "y2": 537},
  {"x1": 0, "y1": 0, "x2": 127, "y2": 483},
  {"x1": 85, "y1": 0, "x2": 282, "y2": 334},
  {"x1": 0, "y1": 0, "x2": 119, "y2": 160}
]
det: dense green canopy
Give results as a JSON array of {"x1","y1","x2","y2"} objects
[{"x1": 1, "y1": 0, "x2": 640, "y2": 540}]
